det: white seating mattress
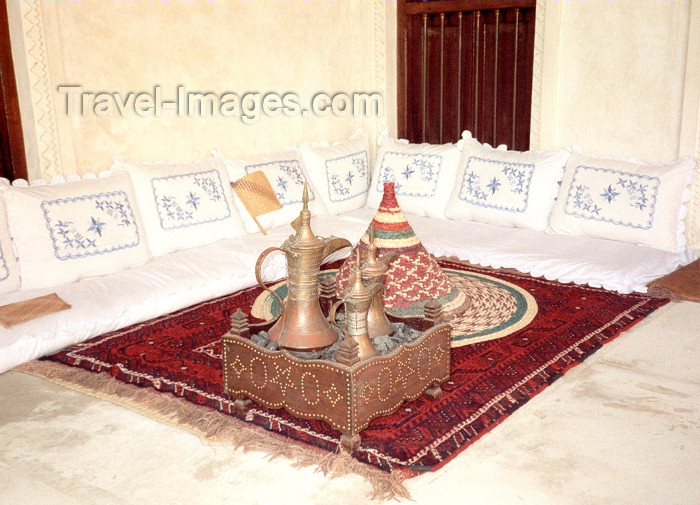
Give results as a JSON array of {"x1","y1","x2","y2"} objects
[{"x1": 0, "y1": 209, "x2": 694, "y2": 374}]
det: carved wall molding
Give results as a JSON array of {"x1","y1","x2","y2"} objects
[
  {"x1": 371, "y1": 0, "x2": 388, "y2": 148},
  {"x1": 529, "y1": 0, "x2": 546, "y2": 150},
  {"x1": 19, "y1": 1, "x2": 60, "y2": 179}
]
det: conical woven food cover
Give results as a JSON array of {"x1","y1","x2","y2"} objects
[{"x1": 336, "y1": 182, "x2": 470, "y2": 319}]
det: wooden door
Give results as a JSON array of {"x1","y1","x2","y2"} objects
[
  {"x1": 0, "y1": 4, "x2": 27, "y2": 182},
  {"x1": 398, "y1": 0, "x2": 536, "y2": 150}
]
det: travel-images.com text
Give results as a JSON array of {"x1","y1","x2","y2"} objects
[{"x1": 57, "y1": 85, "x2": 384, "y2": 124}]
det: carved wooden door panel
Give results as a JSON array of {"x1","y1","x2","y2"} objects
[{"x1": 398, "y1": 0, "x2": 536, "y2": 150}]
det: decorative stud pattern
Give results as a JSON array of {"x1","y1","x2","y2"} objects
[{"x1": 221, "y1": 321, "x2": 451, "y2": 447}]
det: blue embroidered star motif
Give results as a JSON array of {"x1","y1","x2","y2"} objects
[
  {"x1": 486, "y1": 177, "x2": 502, "y2": 195},
  {"x1": 186, "y1": 191, "x2": 200, "y2": 209},
  {"x1": 345, "y1": 171, "x2": 354, "y2": 185},
  {"x1": 276, "y1": 176, "x2": 288, "y2": 193},
  {"x1": 633, "y1": 195, "x2": 649, "y2": 210},
  {"x1": 401, "y1": 165, "x2": 415, "y2": 180},
  {"x1": 56, "y1": 220, "x2": 72, "y2": 230},
  {"x1": 88, "y1": 216, "x2": 106, "y2": 236},
  {"x1": 600, "y1": 184, "x2": 620, "y2": 203}
]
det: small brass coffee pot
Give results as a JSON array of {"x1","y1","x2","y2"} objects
[
  {"x1": 361, "y1": 229, "x2": 397, "y2": 338},
  {"x1": 255, "y1": 184, "x2": 351, "y2": 351},
  {"x1": 330, "y1": 251, "x2": 382, "y2": 360}
]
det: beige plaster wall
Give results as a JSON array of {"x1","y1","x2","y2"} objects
[
  {"x1": 534, "y1": 0, "x2": 698, "y2": 163},
  {"x1": 8, "y1": 1, "x2": 699, "y2": 195},
  {"x1": 8, "y1": 0, "x2": 388, "y2": 181},
  {"x1": 532, "y1": 0, "x2": 700, "y2": 251}
]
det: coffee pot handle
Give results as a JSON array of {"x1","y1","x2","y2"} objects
[
  {"x1": 255, "y1": 247, "x2": 286, "y2": 311},
  {"x1": 328, "y1": 299, "x2": 344, "y2": 330}
]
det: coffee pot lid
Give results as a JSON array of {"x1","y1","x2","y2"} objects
[{"x1": 288, "y1": 183, "x2": 323, "y2": 247}]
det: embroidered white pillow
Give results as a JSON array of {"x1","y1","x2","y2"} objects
[
  {"x1": 548, "y1": 153, "x2": 697, "y2": 252},
  {"x1": 298, "y1": 130, "x2": 371, "y2": 215},
  {"x1": 216, "y1": 148, "x2": 328, "y2": 234},
  {"x1": 366, "y1": 133, "x2": 461, "y2": 218},
  {"x1": 444, "y1": 132, "x2": 570, "y2": 230},
  {"x1": 114, "y1": 157, "x2": 247, "y2": 257},
  {"x1": 3, "y1": 172, "x2": 150, "y2": 290},
  {"x1": 0, "y1": 183, "x2": 21, "y2": 294}
]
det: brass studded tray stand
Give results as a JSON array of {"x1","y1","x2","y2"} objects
[{"x1": 221, "y1": 302, "x2": 451, "y2": 453}]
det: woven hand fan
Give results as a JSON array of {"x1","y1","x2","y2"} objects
[{"x1": 230, "y1": 171, "x2": 283, "y2": 235}]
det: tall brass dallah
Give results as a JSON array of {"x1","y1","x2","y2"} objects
[{"x1": 255, "y1": 184, "x2": 351, "y2": 351}]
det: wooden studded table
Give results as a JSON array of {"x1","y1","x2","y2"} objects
[{"x1": 221, "y1": 309, "x2": 452, "y2": 453}]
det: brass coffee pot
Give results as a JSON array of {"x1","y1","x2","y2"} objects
[
  {"x1": 255, "y1": 184, "x2": 351, "y2": 351},
  {"x1": 361, "y1": 229, "x2": 397, "y2": 338},
  {"x1": 330, "y1": 251, "x2": 383, "y2": 360}
]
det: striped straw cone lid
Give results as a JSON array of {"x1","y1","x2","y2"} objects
[{"x1": 336, "y1": 182, "x2": 470, "y2": 319}]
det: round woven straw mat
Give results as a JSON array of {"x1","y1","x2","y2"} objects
[
  {"x1": 251, "y1": 269, "x2": 537, "y2": 347},
  {"x1": 444, "y1": 268, "x2": 537, "y2": 346}
]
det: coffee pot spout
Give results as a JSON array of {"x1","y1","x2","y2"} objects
[{"x1": 322, "y1": 236, "x2": 352, "y2": 261}]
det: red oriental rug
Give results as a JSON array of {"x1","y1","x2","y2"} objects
[{"x1": 21, "y1": 259, "x2": 668, "y2": 497}]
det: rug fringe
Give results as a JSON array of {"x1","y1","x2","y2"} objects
[
  {"x1": 314, "y1": 449, "x2": 411, "y2": 501},
  {"x1": 15, "y1": 360, "x2": 410, "y2": 501},
  {"x1": 645, "y1": 284, "x2": 684, "y2": 302}
]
